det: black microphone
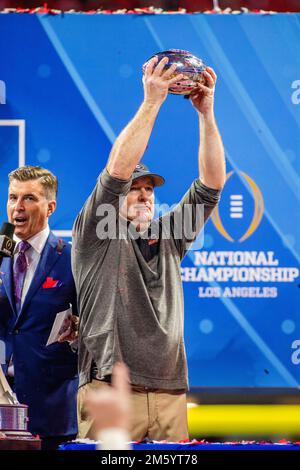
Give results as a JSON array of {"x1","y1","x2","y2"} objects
[{"x1": 0, "y1": 222, "x2": 16, "y2": 268}]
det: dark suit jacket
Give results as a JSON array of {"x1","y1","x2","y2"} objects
[{"x1": 0, "y1": 232, "x2": 78, "y2": 438}]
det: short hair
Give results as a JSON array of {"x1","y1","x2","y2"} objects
[{"x1": 8, "y1": 166, "x2": 58, "y2": 200}]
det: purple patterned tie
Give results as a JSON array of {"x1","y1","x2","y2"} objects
[{"x1": 13, "y1": 240, "x2": 31, "y2": 313}]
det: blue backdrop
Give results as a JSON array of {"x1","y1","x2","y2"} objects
[{"x1": 0, "y1": 13, "x2": 299, "y2": 387}]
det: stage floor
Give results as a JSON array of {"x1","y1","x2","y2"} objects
[{"x1": 60, "y1": 441, "x2": 300, "y2": 451}]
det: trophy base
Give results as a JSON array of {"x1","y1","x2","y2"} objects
[
  {"x1": 0, "y1": 403, "x2": 29, "y2": 431},
  {"x1": 0, "y1": 367, "x2": 41, "y2": 449},
  {"x1": 0, "y1": 404, "x2": 41, "y2": 449},
  {"x1": 0, "y1": 433, "x2": 41, "y2": 450}
]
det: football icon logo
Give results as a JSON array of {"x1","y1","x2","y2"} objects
[{"x1": 211, "y1": 171, "x2": 264, "y2": 242}]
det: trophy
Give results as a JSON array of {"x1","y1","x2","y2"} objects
[
  {"x1": 0, "y1": 365, "x2": 41, "y2": 449},
  {"x1": 142, "y1": 49, "x2": 206, "y2": 95}
]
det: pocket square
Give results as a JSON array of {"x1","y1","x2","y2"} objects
[
  {"x1": 148, "y1": 238, "x2": 159, "y2": 246},
  {"x1": 42, "y1": 277, "x2": 63, "y2": 289}
]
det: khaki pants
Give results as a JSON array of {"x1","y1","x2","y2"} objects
[{"x1": 77, "y1": 380, "x2": 189, "y2": 442}]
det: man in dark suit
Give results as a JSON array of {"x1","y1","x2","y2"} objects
[{"x1": 0, "y1": 166, "x2": 78, "y2": 450}]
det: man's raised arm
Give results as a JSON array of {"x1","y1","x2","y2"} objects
[
  {"x1": 107, "y1": 57, "x2": 183, "y2": 181},
  {"x1": 190, "y1": 67, "x2": 226, "y2": 190}
]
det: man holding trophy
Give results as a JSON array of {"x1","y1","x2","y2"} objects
[{"x1": 73, "y1": 50, "x2": 226, "y2": 442}]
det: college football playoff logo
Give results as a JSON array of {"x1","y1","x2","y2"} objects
[{"x1": 211, "y1": 171, "x2": 264, "y2": 242}]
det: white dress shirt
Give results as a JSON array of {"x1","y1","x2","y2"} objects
[{"x1": 14, "y1": 225, "x2": 50, "y2": 306}]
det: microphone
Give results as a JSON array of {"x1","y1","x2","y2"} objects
[{"x1": 0, "y1": 222, "x2": 16, "y2": 268}]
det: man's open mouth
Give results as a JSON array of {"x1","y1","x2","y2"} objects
[{"x1": 14, "y1": 217, "x2": 28, "y2": 226}]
